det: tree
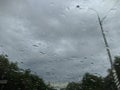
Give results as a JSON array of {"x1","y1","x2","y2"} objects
[
  {"x1": 65, "y1": 73, "x2": 104, "y2": 90},
  {"x1": 103, "y1": 56, "x2": 120, "y2": 90},
  {"x1": 0, "y1": 54, "x2": 55, "y2": 90},
  {"x1": 103, "y1": 71, "x2": 117, "y2": 90},
  {"x1": 65, "y1": 56, "x2": 120, "y2": 90},
  {"x1": 81, "y1": 73, "x2": 104, "y2": 90}
]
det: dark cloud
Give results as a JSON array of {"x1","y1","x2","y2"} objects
[{"x1": 0, "y1": 0, "x2": 119, "y2": 82}]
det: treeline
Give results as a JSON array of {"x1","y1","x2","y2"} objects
[
  {"x1": 0, "y1": 54, "x2": 120, "y2": 90},
  {"x1": 0, "y1": 55, "x2": 56, "y2": 90}
]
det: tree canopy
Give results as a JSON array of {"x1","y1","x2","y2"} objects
[
  {"x1": 65, "y1": 56, "x2": 120, "y2": 90},
  {"x1": 0, "y1": 54, "x2": 56, "y2": 90},
  {"x1": 1, "y1": 54, "x2": 120, "y2": 90}
]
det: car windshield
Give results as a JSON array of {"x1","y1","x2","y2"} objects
[{"x1": 0, "y1": 0, "x2": 120, "y2": 90}]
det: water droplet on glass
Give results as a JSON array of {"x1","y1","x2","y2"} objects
[
  {"x1": 84, "y1": 57, "x2": 87, "y2": 59},
  {"x1": 80, "y1": 60, "x2": 84, "y2": 63},
  {"x1": 65, "y1": 7, "x2": 70, "y2": 12},
  {"x1": 50, "y1": 2, "x2": 55, "y2": 7},
  {"x1": 32, "y1": 44, "x2": 39, "y2": 47},
  {"x1": 90, "y1": 78, "x2": 96, "y2": 82},
  {"x1": 76, "y1": 5, "x2": 80, "y2": 8},
  {"x1": 91, "y1": 62, "x2": 94, "y2": 64}
]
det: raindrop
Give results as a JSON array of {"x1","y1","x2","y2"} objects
[
  {"x1": 106, "y1": 46, "x2": 110, "y2": 50},
  {"x1": 50, "y1": 2, "x2": 55, "y2": 7},
  {"x1": 21, "y1": 62, "x2": 23, "y2": 64},
  {"x1": 32, "y1": 44, "x2": 39, "y2": 47},
  {"x1": 91, "y1": 62, "x2": 94, "y2": 64},
  {"x1": 76, "y1": 5, "x2": 82, "y2": 9},
  {"x1": 76, "y1": 5, "x2": 80, "y2": 8},
  {"x1": 80, "y1": 60, "x2": 84, "y2": 63},
  {"x1": 40, "y1": 52, "x2": 46, "y2": 54},
  {"x1": 84, "y1": 57, "x2": 87, "y2": 59},
  {"x1": 65, "y1": 7, "x2": 70, "y2": 12},
  {"x1": 90, "y1": 78, "x2": 96, "y2": 82},
  {"x1": 46, "y1": 72, "x2": 51, "y2": 75},
  {"x1": 94, "y1": 73, "x2": 98, "y2": 75},
  {"x1": 111, "y1": 8, "x2": 117, "y2": 11},
  {"x1": 5, "y1": 54, "x2": 8, "y2": 57}
]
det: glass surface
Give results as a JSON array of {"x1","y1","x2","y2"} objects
[{"x1": 0, "y1": 0, "x2": 120, "y2": 90}]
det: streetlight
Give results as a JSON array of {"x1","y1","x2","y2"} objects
[
  {"x1": 88, "y1": 8, "x2": 113, "y2": 67},
  {"x1": 76, "y1": 5, "x2": 120, "y2": 90}
]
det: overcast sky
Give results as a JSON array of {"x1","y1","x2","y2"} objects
[{"x1": 0, "y1": 0, "x2": 120, "y2": 83}]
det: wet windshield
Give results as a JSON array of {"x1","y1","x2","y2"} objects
[{"x1": 0, "y1": 0, "x2": 120, "y2": 90}]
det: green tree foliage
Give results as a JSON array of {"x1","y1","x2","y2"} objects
[
  {"x1": 103, "y1": 56, "x2": 120, "y2": 90},
  {"x1": 103, "y1": 71, "x2": 117, "y2": 90},
  {"x1": 2, "y1": 54, "x2": 120, "y2": 90},
  {"x1": 66, "y1": 73, "x2": 104, "y2": 90},
  {"x1": 81, "y1": 73, "x2": 104, "y2": 90},
  {"x1": 0, "y1": 55, "x2": 55, "y2": 90}
]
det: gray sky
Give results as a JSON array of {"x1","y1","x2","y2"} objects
[{"x1": 0, "y1": 0, "x2": 120, "y2": 83}]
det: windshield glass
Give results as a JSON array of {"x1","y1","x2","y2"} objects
[{"x1": 0, "y1": 0, "x2": 120, "y2": 90}]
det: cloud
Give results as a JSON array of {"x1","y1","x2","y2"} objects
[{"x1": 0, "y1": 0, "x2": 119, "y2": 82}]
